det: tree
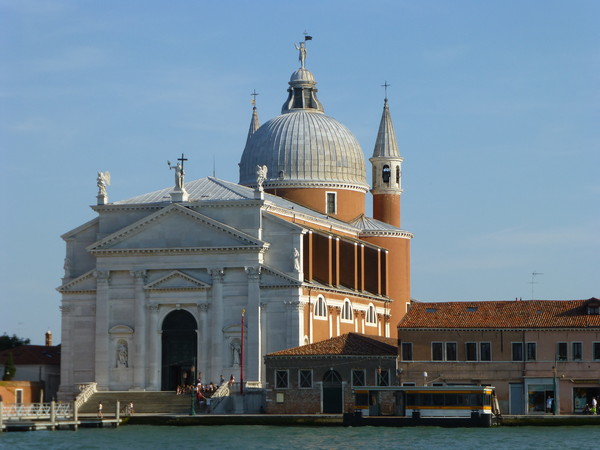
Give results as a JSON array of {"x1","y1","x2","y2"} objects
[
  {"x1": 2, "y1": 352, "x2": 16, "y2": 381},
  {"x1": 0, "y1": 333, "x2": 30, "y2": 351}
]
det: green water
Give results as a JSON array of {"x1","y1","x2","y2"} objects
[{"x1": 1, "y1": 425, "x2": 599, "y2": 449}]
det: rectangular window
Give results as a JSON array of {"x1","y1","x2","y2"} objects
[
  {"x1": 526, "y1": 342, "x2": 537, "y2": 361},
  {"x1": 446, "y1": 342, "x2": 457, "y2": 361},
  {"x1": 326, "y1": 192, "x2": 337, "y2": 215},
  {"x1": 466, "y1": 342, "x2": 477, "y2": 361},
  {"x1": 401, "y1": 342, "x2": 413, "y2": 361},
  {"x1": 572, "y1": 342, "x2": 582, "y2": 361},
  {"x1": 557, "y1": 342, "x2": 568, "y2": 361},
  {"x1": 512, "y1": 342, "x2": 523, "y2": 361},
  {"x1": 377, "y1": 369, "x2": 390, "y2": 386},
  {"x1": 480, "y1": 342, "x2": 491, "y2": 361},
  {"x1": 275, "y1": 370, "x2": 289, "y2": 389},
  {"x1": 594, "y1": 343, "x2": 600, "y2": 361},
  {"x1": 352, "y1": 369, "x2": 366, "y2": 387},
  {"x1": 299, "y1": 370, "x2": 312, "y2": 388},
  {"x1": 432, "y1": 342, "x2": 444, "y2": 361},
  {"x1": 15, "y1": 389, "x2": 23, "y2": 404}
]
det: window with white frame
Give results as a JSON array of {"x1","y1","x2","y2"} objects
[
  {"x1": 299, "y1": 369, "x2": 312, "y2": 388},
  {"x1": 341, "y1": 299, "x2": 353, "y2": 321},
  {"x1": 432, "y1": 342, "x2": 444, "y2": 361},
  {"x1": 512, "y1": 342, "x2": 524, "y2": 361},
  {"x1": 366, "y1": 304, "x2": 376, "y2": 324},
  {"x1": 377, "y1": 369, "x2": 390, "y2": 386},
  {"x1": 314, "y1": 296, "x2": 327, "y2": 318},
  {"x1": 526, "y1": 342, "x2": 537, "y2": 361},
  {"x1": 572, "y1": 342, "x2": 583, "y2": 361},
  {"x1": 401, "y1": 342, "x2": 413, "y2": 361},
  {"x1": 445, "y1": 342, "x2": 457, "y2": 361},
  {"x1": 275, "y1": 370, "x2": 289, "y2": 389},
  {"x1": 352, "y1": 369, "x2": 366, "y2": 387},
  {"x1": 480, "y1": 342, "x2": 491, "y2": 361},
  {"x1": 557, "y1": 342, "x2": 568, "y2": 361},
  {"x1": 326, "y1": 192, "x2": 337, "y2": 215},
  {"x1": 593, "y1": 342, "x2": 600, "y2": 361},
  {"x1": 466, "y1": 342, "x2": 477, "y2": 361}
]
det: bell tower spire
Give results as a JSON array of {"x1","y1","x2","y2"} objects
[{"x1": 370, "y1": 86, "x2": 403, "y2": 227}]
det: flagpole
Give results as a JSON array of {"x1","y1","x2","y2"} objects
[{"x1": 240, "y1": 309, "x2": 245, "y2": 395}]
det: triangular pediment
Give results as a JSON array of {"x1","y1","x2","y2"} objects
[
  {"x1": 260, "y1": 265, "x2": 302, "y2": 288},
  {"x1": 146, "y1": 271, "x2": 211, "y2": 291},
  {"x1": 57, "y1": 270, "x2": 96, "y2": 293},
  {"x1": 87, "y1": 203, "x2": 266, "y2": 253}
]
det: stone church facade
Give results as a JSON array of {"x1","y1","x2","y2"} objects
[{"x1": 57, "y1": 42, "x2": 412, "y2": 399}]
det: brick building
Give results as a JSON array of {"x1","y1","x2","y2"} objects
[
  {"x1": 264, "y1": 333, "x2": 398, "y2": 414},
  {"x1": 397, "y1": 298, "x2": 600, "y2": 414}
]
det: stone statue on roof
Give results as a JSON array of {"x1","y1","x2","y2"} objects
[
  {"x1": 294, "y1": 41, "x2": 307, "y2": 69},
  {"x1": 97, "y1": 171, "x2": 110, "y2": 196},
  {"x1": 256, "y1": 165, "x2": 268, "y2": 191}
]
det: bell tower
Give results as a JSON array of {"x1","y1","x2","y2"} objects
[{"x1": 370, "y1": 94, "x2": 403, "y2": 227}]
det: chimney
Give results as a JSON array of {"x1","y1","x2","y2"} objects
[{"x1": 45, "y1": 330, "x2": 52, "y2": 346}]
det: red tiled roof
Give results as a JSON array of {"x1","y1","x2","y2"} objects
[
  {"x1": 398, "y1": 298, "x2": 600, "y2": 329},
  {"x1": 0, "y1": 345, "x2": 61, "y2": 366},
  {"x1": 267, "y1": 333, "x2": 397, "y2": 357}
]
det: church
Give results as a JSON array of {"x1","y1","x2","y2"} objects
[{"x1": 57, "y1": 41, "x2": 412, "y2": 399}]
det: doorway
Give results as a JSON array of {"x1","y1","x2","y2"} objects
[
  {"x1": 322, "y1": 370, "x2": 343, "y2": 413},
  {"x1": 161, "y1": 310, "x2": 198, "y2": 391}
]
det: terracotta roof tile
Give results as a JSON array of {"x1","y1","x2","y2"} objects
[
  {"x1": 398, "y1": 298, "x2": 600, "y2": 329},
  {"x1": 0, "y1": 345, "x2": 61, "y2": 365},
  {"x1": 267, "y1": 333, "x2": 397, "y2": 357}
]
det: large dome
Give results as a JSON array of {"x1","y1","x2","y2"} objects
[
  {"x1": 239, "y1": 62, "x2": 368, "y2": 191},
  {"x1": 239, "y1": 110, "x2": 368, "y2": 190}
]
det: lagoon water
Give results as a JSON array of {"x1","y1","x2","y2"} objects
[{"x1": 2, "y1": 425, "x2": 600, "y2": 449}]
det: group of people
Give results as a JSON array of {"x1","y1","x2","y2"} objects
[{"x1": 97, "y1": 401, "x2": 134, "y2": 418}]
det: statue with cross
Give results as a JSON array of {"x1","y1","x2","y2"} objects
[{"x1": 168, "y1": 154, "x2": 187, "y2": 191}]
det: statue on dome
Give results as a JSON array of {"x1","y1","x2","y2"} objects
[
  {"x1": 256, "y1": 165, "x2": 268, "y2": 191},
  {"x1": 294, "y1": 41, "x2": 307, "y2": 69},
  {"x1": 97, "y1": 171, "x2": 110, "y2": 196}
]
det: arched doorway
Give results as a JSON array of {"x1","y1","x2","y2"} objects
[
  {"x1": 322, "y1": 369, "x2": 343, "y2": 413},
  {"x1": 161, "y1": 310, "x2": 197, "y2": 391}
]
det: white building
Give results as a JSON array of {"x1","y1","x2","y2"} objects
[{"x1": 57, "y1": 43, "x2": 412, "y2": 399}]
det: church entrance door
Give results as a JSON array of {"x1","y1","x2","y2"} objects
[
  {"x1": 322, "y1": 370, "x2": 343, "y2": 413},
  {"x1": 161, "y1": 310, "x2": 197, "y2": 391}
]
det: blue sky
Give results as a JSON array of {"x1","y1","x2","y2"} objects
[{"x1": 1, "y1": 0, "x2": 598, "y2": 344}]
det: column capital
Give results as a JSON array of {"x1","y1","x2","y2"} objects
[
  {"x1": 93, "y1": 270, "x2": 110, "y2": 282},
  {"x1": 60, "y1": 305, "x2": 73, "y2": 315},
  {"x1": 244, "y1": 266, "x2": 261, "y2": 280},
  {"x1": 148, "y1": 304, "x2": 160, "y2": 312},
  {"x1": 285, "y1": 301, "x2": 305, "y2": 312},
  {"x1": 208, "y1": 267, "x2": 225, "y2": 281},
  {"x1": 198, "y1": 303, "x2": 210, "y2": 312},
  {"x1": 130, "y1": 270, "x2": 147, "y2": 281}
]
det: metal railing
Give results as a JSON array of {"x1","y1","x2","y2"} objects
[{"x1": 1, "y1": 402, "x2": 72, "y2": 419}]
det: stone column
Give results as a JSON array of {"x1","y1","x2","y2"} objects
[
  {"x1": 285, "y1": 301, "x2": 304, "y2": 349},
  {"x1": 244, "y1": 266, "x2": 261, "y2": 383},
  {"x1": 94, "y1": 270, "x2": 111, "y2": 389},
  {"x1": 58, "y1": 304, "x2": 73, "y2": 397},
  {"x1": 259, "y1": 302, "x2": 268, "y2": 384},
  {"x1": 197, "y1": 303, "x2": 210, "y2": 381},
  {"x1": 147, "y1": 304, "x2": 160, "y2": 390},
  {"x1": 335, "y1": 306, "x2": 341, "y2": 337},
  {"x1": 131, "y1": 270, "x2": 147, "y2": 389},
  {"x1": 209, "y1": 268, "x2": 225, "y2": 382}
]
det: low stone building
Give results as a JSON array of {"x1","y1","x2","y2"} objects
[
  {"x1": 264, "y1": 332, "x2": 398, "y2": 414},
  {"x1": 397, "y1": 298, "x2": 600, "y2": 415}
]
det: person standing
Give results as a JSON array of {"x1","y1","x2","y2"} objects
[
  {"x1": 592, "y1": 396, "x2": 598, "y2": 414},
  {"x1": 546, "y1": 395, "x2": 553, "y2": 413},
  {"x1": 97, "y1": 402, "x2": 103, "y2": 419}
]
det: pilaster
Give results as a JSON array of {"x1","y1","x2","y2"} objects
[
  {"x1": 94, "y1": 270, "x2": 111, "y2": 389},
  {"x1": 244, "y1": 266, "x2": 261, "y2": 383},
  {"x1": 131, "y1": 270, "x2": 147, "y2": 389},
  {"x1": 209, "y1": 268, "x2": 225, "y2": 382},
  {"x1": 147, "y1": 304, "x2": 160, "y2": 390}
]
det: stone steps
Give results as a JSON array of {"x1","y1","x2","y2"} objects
[{"x1": 78, "y1": 391, "x2": 194, "y2": 415}]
